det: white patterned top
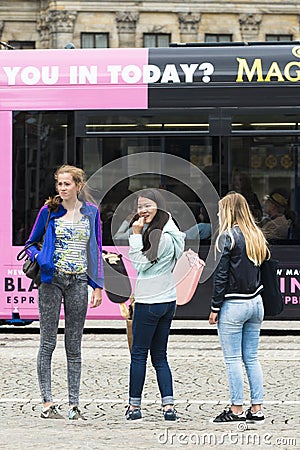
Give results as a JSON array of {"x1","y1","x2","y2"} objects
[{"x1": 53, "y1": 215, "x2": 90, "y2": 274}]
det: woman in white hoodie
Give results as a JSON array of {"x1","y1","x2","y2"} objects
[{"x1": 126, "y1": 189, "x2": 185, "y2": 421}]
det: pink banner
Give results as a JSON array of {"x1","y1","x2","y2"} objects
[{"x1": 0, "y1": 48, "x2": 148, "y2": 110}]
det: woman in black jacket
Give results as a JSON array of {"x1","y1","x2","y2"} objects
[{"x1": 209, "y1": 192, "x2": 269, "y2": 424}]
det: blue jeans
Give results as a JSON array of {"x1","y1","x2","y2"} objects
[
  {"x1": 37, "y1": 271, "x2": 88, "y2": 406},
  {"x1": 129, "y1": 301, "x2": 176, "y2": 407},
  {"x1": 217, "y1": 295, "x2": 264, "y2": 406}
]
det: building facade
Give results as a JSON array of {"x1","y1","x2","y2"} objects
[{"x1": 0, "y1": 1, "x2": 300, "y2": 50}]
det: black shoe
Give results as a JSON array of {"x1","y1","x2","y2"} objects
[
  {"x1": 125, "y1": 407, "x2": 142, "y2": 420},
  {"x1": 163, "y1": 408, "x2": 178, "y2": 421},
  {"x1": 246, "y1": 408, "x2": 265, "y2": 424},
  {"x1": 211, "y1": 407, "x2": 246, "y2": 423}
]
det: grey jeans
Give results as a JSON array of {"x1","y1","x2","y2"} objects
[{"x1": 37, "y1": 271, "x2": 88, "y2": 406}]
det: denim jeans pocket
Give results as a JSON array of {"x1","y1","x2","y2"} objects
[
  {"x1": 223, "y1": 300, "x2": 251, "y2": 324},
  {"x1": 148, "y1": 302, "x2": 175, "y2": 318}
]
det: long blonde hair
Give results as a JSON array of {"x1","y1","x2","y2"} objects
[{"x1": 216, "y1": 192, "x2": 269, "y2": 265}]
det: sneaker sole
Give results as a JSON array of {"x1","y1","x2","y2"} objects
[
  {"x1": 209, "y1": 418, "x2": 246, "y2": 424},
  {"x1": 246, "y1": 419, "x2": 265, "y2": 425},
  {"x1": 41, "y1": 415, "x2": 64, "y2": 419},
  {"x1": 126, "y1": 417, "x2": 143, "y2": 422}
]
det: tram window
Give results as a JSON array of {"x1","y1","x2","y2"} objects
[
  {"x1": 231, "y1": 111, "x2": 300, "y2": 131},
  {"x1": 229, "y1": 136, "x2": 299, "y2": 242},
  {"x1": 79, "y1": 110, "x2": 211, "y2": 134},
  {"x1": 79, "y1": 133, "x2": 215, "y2": 245},
  {"x1": 13, "y1": 111, "x2": 70, "y2": 245}
]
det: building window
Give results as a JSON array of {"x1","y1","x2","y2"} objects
[
  {"x1": 81, "y1": 33, "x2": 109, "y2": 48},
  {"x1": 143, "y1": 34, "x2": 171, "y2": 48},
  {"x1": 8, "y1": 41, "x2": 35, "y2": 49},
  {"x1": 266, "y1": 34, "x2": 293, "y2": 42},
  {"x1": 205, "y1": 34, "x2": 232, "y2": 43}
]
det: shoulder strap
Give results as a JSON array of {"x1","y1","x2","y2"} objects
[{"x1": 45, "y1": 207, "x2": 51, "y2": 230}]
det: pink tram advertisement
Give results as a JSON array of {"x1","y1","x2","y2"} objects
[{"x1": 1, "y1": 44, "x2": 300, "y2": 323}]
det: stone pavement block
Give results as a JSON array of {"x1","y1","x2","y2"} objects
[{"x1": 0, "y1": 332, "x2": 299, "y2": 449}]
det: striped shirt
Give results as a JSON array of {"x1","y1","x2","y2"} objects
[{"x1": 53, "y1": 215, "x2": 90, "y2": 274}]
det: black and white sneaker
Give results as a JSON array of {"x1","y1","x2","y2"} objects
[
  {"x1": 125, "y1": 407, "x2": 142, "y2": 420},
  {"x1": 40, "y1": 405, "x2": 64, "y2": 419},
  {"x1": 163, "y1": 408, "x2": 178, "y2": 421},
  {"x1": 246, "y1": 408, "x2": 265, "y2": 424},
  {"x1": 211, "y1": 407, "x2": 246, "y2": 424}
]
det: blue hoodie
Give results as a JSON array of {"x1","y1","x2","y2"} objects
[
  {"x1": 129, "y1": 217, "x2": 185, "y2": 304},
  {"x1": 25, "y1": 202, "x2": 104, "y2": 289}
]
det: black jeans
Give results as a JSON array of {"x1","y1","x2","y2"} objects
[{"x1": 37, "y1": 271, "x2": 88, "y2": 405}]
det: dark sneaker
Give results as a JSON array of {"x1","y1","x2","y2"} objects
[
  {"x1": 211, "y1": 407, "x2": 246, "y2": 423},
  {"x1": 125, "y1": 407, "x2": 142, "y2": 420},
  {"x1": 163, "y1": 408, "x2": 178, "y2": 421},
  {"x1": 40, "y1": 405, "x2": 64, "y2": 419},
  {"x1": 246, "y1": 408, "x2": 265, "y2": 424},
  {"x1": 68, "y1": 406, "x2": 87, "y2": 420}
]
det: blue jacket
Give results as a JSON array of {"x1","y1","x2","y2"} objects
[{"x1": 25, "y1": 202, "x2": 104, "y2": 289}]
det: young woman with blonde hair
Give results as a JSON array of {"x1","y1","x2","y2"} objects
[
  {"x1": 25, "y1": 165, "x2": 103, "y2": 420},
  {"x1": 209, "y1": 191, "x2": 269, "y2": 424}
]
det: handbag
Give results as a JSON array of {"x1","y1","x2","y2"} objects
[
  {"x1": 16, "y1": 208, "x2": 50, "y2": 287},
  {"x1": 260, "y1": 258, "x2": 284, "y2": 317},
  {"x1": 173, "y1": 249, "x2": 205, "y2": 306},
  {"x1": 102, "y1": 250, "x2": 132, "y2": 303},
  {"x1": 17, "y1": 242, "x2": 42, "y2": 286}
]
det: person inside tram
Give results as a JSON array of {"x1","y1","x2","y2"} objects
[
  {"x1": 113, "y1": 202, "x2": 136, "y2": 242},
  {"x1": 185, "y1": 205, "x2": 211, "y2": 241},
  {"x1": 260, "y1": 191, "x2": 293, "y2": 240},
  {"x1": 232, "y1": 170, "x2": 263, "y2": 222}
]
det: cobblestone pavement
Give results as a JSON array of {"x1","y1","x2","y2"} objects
[{"x1": 0, "y1": 322, "x2": 299, "y2": 450}]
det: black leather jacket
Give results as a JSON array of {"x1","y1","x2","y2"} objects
[{"x1": 211, "y1": 226, "x2": 263, "y2": 312}]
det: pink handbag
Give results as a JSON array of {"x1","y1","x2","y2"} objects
[{"x1": 173, "y1": 249, "x2": 205, "y2": 306}]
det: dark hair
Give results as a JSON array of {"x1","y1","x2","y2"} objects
[{"x1": 130, "y1": 189, "x2": 170, "y2": 262}]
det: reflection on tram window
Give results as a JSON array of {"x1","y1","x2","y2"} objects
[
  {"x1": 231, "y1": 169, "x2": 262, "y2": 222},
  {"x1": 230, "y1": 134, "x2": 300, "y2": 243},
  {"x1": 185, "y1": 206, "x2": 212, "y2": 241}
]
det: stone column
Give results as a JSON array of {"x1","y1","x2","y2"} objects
[
  {"x1": 0, "y1": 21, "x2": 4, "y2": 40},
  {"x1": 178, "y1": 12, "x2": 201, "y2": 43},
  {"x1": 239, "y1": 13, "x2": 262, "y2": 42},
  {"x1": 37, "y1": 13, "x2": 50, "y2": 49},
  {"x1": 47, "y1": 10, "x2": 77, "y2": 49},
  {"x1": 116, "y1": 12, "x2": 139, "y2": 48}
]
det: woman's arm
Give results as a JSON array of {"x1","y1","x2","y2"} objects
[
  {"x1": 210, "y1": 233, "x2": 231, "y2": 312},
  {"x1": 129, "y1": 230, "x2": 169, "y2": 273},
  {"x1": 90, "y1": 287, "x2": 102, "y2": 308}
]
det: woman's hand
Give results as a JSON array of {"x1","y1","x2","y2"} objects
[
  {"x1": 90, "y1": 288, "x2": 102, "y2": 308},
  {"x1": 132, "y1": 217, "x2": 145, "y2": 234},
  {"x1": 209, "y1": 312, "x2": 218, "y2": 325}
]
